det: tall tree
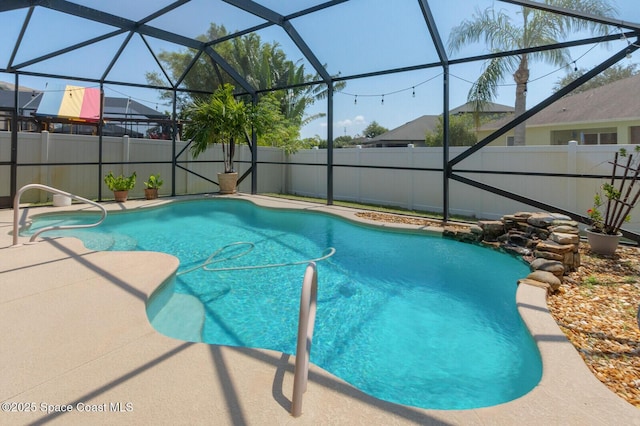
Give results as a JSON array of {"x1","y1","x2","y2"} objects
[
  {"x1": 448, "y1": 1, "x2": 617, "y2": 146},
  {"x1": 553, "y1": 63, "x2": 638, "y2": 94},
  {"x1": 425, "y1": 114, "x2": 477, "y2": 147},
  {"x1": 147, "y1": 24, "x2": 340, "y2": 137},
  {"x1": 363, "y1": 121, "x2": 388, "y2": 139}
]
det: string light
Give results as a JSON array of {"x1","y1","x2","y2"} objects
[
  {"x1": 339, "y1": 33, "x2": 614, "y2": 106},
  {"x1": 339, "y1": 73, "x2": 442, "y2": 105},
  {"x1": 618, "y1": 28, "x2": 639, "y2": 59}
]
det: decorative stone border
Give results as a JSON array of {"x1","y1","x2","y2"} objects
[{"x1": 444, "y1": 212, "x2": 581, "y2": 294}]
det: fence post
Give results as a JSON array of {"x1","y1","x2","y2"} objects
[
  {"x1": 356, "y1": 145, "x2": 362, "y2": 203},
  {"x1": 313, "y1": 146, "x2": 320, "y2": 198},
  {"x1": 567, "y1": 140, "x2": 578, "y2": 215},
  {"x1": 407, "y1": 144, "x2": 415, "y2": 210},
  {"x1": 39, "y1": 131, "x2": 50, "y2": 203},
  {"x1": 122, "y1": 135, "x2": 130, "y2": 175}
]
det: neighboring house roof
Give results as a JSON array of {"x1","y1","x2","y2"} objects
[
  {"x1": 0, "y1": 82, "x2": 165, "y2": 119},
  {"x1": 0, "y1": 90, "x2": 42, "y2": 111},
  {"x1": 366, "y1": 114, "x2": 439, "y2": 144},
  {"x1": 481, "y1": 73, "x2": 640, "y2": 130},
  {"x1": 103, "y1": 97, "x2": 166, "y2": 119},
  {"x1": 450, "y1": 101, "x2": 514, "y2": 115},
  {"x1": 363, "y1": 102, "x2": 514, "y2": 147},
  {"x1": 0, "y1": 81, "x2": 37, "y2": 92}
]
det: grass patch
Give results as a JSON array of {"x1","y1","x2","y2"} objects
[
  {"x1": 583, "y1": 275, "x2": 601, "y2": 288},
  {"x1": 261, "y1": 193, "x2": 476, "y2": 222}
]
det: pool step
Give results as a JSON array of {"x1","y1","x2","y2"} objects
[{"x1": 149, "y1": 292, "x2": 205, "y2": 343}]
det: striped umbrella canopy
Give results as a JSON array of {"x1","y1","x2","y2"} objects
[{"x1": 35, "y1": 85, "x2": 101, "y2": 122}]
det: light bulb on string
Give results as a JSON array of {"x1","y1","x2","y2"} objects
[
  {"x1": 626, "y1": 48, "x2": 632, "y2": 59},
  {"x1": 412, "y1": 87, "x2": 415, "y2": 98},
  {"x1": 354, "y1": 95, "x2": 357, "y2": 105},
  {"x1": 381, "y1": 95, "x2": 384, "y2": 105}
]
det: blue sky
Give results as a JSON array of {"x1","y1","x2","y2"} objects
[{"x1": 1, "y1": 0, "x2": 638, "y2": 140}]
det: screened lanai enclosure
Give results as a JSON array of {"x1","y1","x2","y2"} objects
[{"x1": 1, "y1": 0, "x2": 640, "y2": 241}]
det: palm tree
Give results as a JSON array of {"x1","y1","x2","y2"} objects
[
  {"x1": 147, "y1": 24, "x2": 342, "y2": 132},
  {"x1": 448, "y1": 1, "x2": 617, "y2": 146}
]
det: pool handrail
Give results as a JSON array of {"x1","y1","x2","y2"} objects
[
  {"x1": 12, "y1": 184, "x2": 107, "y2": 246},
  {"x1": 291, "y1": 262, "x2": 318, "y2": 418}
]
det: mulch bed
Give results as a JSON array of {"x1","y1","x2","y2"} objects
[
  {"x1": 355, "y1": 211, "x2": 640, "y2": 408},
  {"x1": 547, "y1": 245, "x2": 640, "y2": 408}
]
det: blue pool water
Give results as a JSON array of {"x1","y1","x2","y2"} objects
[{"x1": 26, "y1": 199, "x2": 542, "y2": 410}]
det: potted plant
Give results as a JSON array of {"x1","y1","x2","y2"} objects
[
  {"x1": 144, "y1": 173, "x2": 163, "y2": 200},
  {"x1": 586, "y1": 147, "x2": 640, "y2": 255},
  {"x1": 104, "y1": 171, "x2": 136, "y2": 202},
  {"x1": 183, "y1": 83, "x2": 283, "y2": 194}
]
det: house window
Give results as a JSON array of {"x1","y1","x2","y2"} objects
[
  {"x1": 583, "y1": 133, "x2": 598, "y2": 145},
  {"x1": 630, "y1": 126, "x2": 640, "y2": 144},
  {"x1": 551, "y1": 130, "x2": 578, "y2": 145},
  {"x1": 552, "y1": 128, "x2": 617, "y2": 145},
  {"x1": 599, "y1": 132, "x2": 617, "y2": 145},
  {"x1": 580, "y1": 128, "x2": 617, "y2": 145},
  {"x1": 506, "y1": 136, "x2": 514, "y2": 146}
]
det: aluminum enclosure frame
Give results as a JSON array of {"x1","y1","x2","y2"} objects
[{"x1": 1, "y1": 0, "x2": 639, "y2": 241}]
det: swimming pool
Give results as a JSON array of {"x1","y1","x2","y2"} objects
[{"x1": 26, "y1": 199, "x2": 542, "y2": 410}]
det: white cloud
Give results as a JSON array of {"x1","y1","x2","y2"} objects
[
  {"x1": 337, "y1": 115, "x2": 367, "y2": 128},
  {"x1": 353, "y1": 115, "x2": 366, "y2": 124}
]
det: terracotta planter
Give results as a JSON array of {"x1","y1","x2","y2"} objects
[
  {"x1": 218, "y1": 172, "x2": 238, "y2": 194},
  {"x1": 585, "y1": 228, "x2": 621, "y2": 256},
  {"x1": 113, "y1": 190, "x2": 129, "y2": 203},
  {"x1": 144, "y1": 188, "x2": 158, "y2": 200}
]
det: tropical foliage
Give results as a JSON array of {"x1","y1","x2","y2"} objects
[
  {"x1": 587, "y1": 146, "x2": 640, "y2": 235},
  {"x1": 363, "y1": 121, "x2": 388, "y2": 139},
  {"x1": 144, "y1": 174, "x2": 163, "y2": 189},
  {"x1": 183, "y1": 84, "x2": 289, "y2": 173},
  {"x1": 425, "y1": 114, "x2": 478, "y2": 147},
  {"x1": 104, "y1": 171, "x2": 136, "y2": 191},
  {"x1": 448, "y1": 1, "x2": 617, "y2": 146},
  {"x1": 553, "y1": 63, "x2": 638, "y2": 94},
  {"x1": 147, "y1": 24, "x2": 343, "y2": 143}
]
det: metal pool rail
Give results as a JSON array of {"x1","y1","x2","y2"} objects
[
  {"x1": 12, "y1": 184, "x2": 107, "y2": 246},
  {"x1": 291, "y1": 262, "x2": 318, "y2": 418}
]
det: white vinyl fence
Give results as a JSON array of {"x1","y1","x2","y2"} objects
[
  {"x1": 3, "y1": 131, "x2": 284, "y2": 203},
  {"x1": 3, "y1": 131, "x2": 639, "y2": 234},
  {"x1": 286, "y1": 142, "x2": 640, "y2": 234}
]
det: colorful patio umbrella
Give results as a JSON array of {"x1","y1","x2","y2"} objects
[{"x1": 35, "y1": 85, "x2": 101, "y2": 122}]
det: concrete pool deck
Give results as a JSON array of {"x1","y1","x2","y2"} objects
[{"x1": 1, "y1": 194, "x2": 639, "y2": 425}]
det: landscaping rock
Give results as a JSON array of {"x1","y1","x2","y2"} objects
[
  {"x1": 526, "y1": 270, "x2": 562, "y2": 291},
  {"x1": 479, "y1": 220, "x2": 504, "y2": 241},
  {"x1": 534, "y1": 249, "x2": 564, "y2": 261},
  {"x1": 550, "y1": 232, "x2": 580, "y2": 245},
  {"x1": 536, "y1": 240, "x2": 575, "y2": 255},
  {"x1": 550, "y1": 225, "x2": 580, "y2": 234},
  {"x1": 527, "y1": 212, "x2": 572, "y2": 228},
  {"x1": 530, "y1": 258, "x2": 565, "y2": 277}
]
